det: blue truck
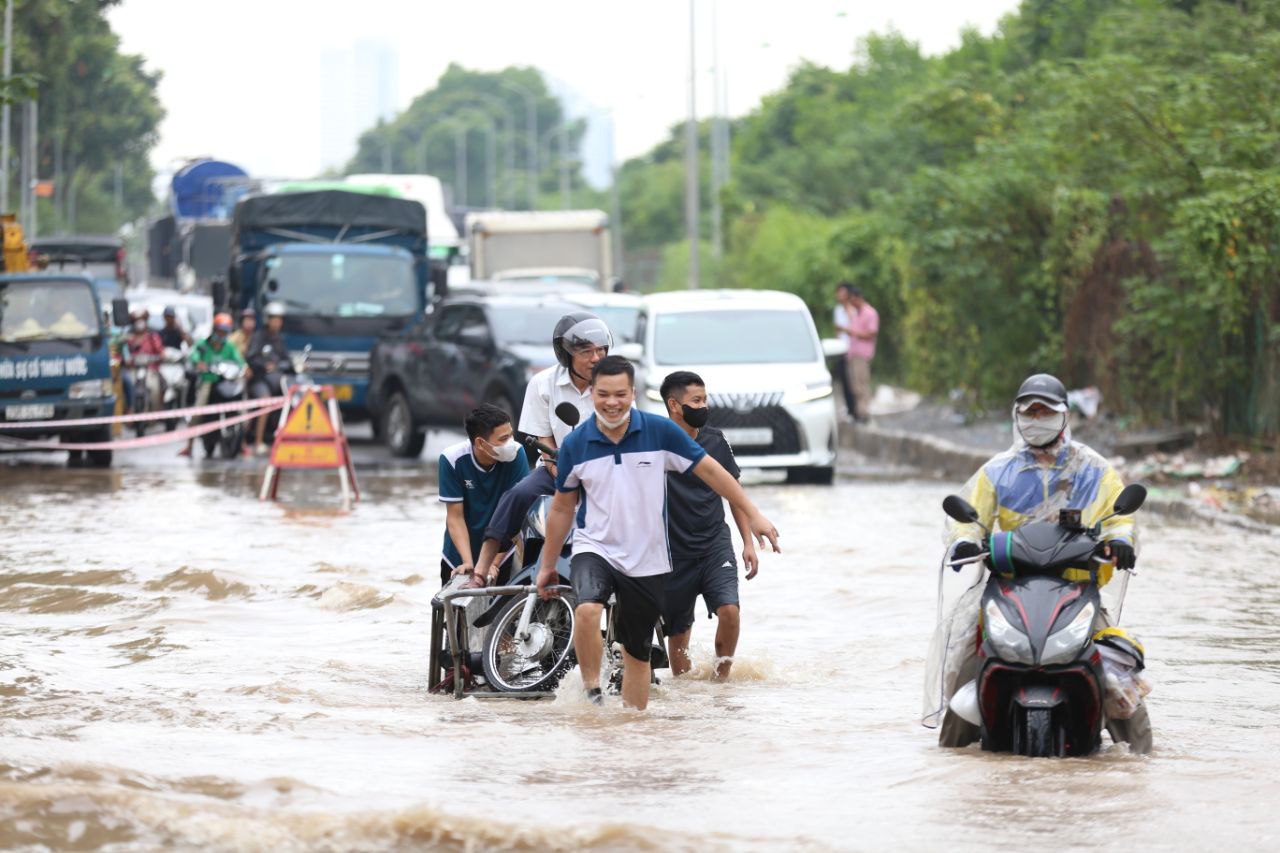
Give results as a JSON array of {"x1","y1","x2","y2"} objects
[
  {"x1": 226, "y1": 189, "x2": 430, "y2": 417},
  {"x1": 0, "y1": 273, "x2": 125, "y2": 466}
]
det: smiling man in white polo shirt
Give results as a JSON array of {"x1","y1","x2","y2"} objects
[{"x1": 537, "y1": 356, "x2": 781, "y2": 710}]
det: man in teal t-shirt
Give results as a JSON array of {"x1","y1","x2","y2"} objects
[{"x1": 438, "y1": 403, "x2": 530, "y2": 587}]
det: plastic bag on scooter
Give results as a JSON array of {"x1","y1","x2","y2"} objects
[
  {"x1": 923, "y1": 582, "x2": 984, "y2": 727},
  {"x1": 1098, "y1": 643, "x2": 1151, "y2": 720}
]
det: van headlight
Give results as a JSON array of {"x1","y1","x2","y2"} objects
[
  {"x1": 68, "y1": 379, "x2": 112, "y2": 399},
  {"x1": 786, "y1": 381, "x2": 833, "y2": 404},
  {"x1": 1041, "y1": 603, "x2": 1095, "y2": 665},
  {"x1": 984, "y1": 600, "x2": 1034, "y2": 664}
]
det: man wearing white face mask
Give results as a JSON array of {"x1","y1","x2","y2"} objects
[
  {"x1": 437, "y1": 404, "x2": 531, "y2": 588},
  {"x1": 946, "y1": 373, "x2": 1136, "y2": 575},
  {"x1": 930, "y1": 373, "x2": 1143, "y2": 746}
]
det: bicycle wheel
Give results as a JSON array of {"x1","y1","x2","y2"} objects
[{"x1": 481, "y1": 592, "x2": 577, "y2": 692}]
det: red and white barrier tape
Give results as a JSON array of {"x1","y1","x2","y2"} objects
[
  {"x1": 0, "y1": 396, "x2": 286, "y2": 430},
  {"x1": 0, "y1": 403, "x2": 283, "y2": 451}
]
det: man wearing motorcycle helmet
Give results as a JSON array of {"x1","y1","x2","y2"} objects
[
  {"x1": 123, "y1": 308, "x2": 164, "y2": 414},
  {"x1": 929, "y1": 372, "x2": 1145, "y2": 748},
  {"x1": 158, "y1": 305, "x2": 192, "y2": 349},
  {"x1": 946, "y1": 373, "x2": 1135, "y2": 575},
  {"x1": 247, "y1": 302, "x2": 293, "y2": 455},
  {"x1": 465, "y1": 311, "x2": 613, "y2": 586},
  {"x1": 179, "y1": 312, "x2": 248, "y2": 457}
]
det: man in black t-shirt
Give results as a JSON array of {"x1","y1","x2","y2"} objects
[{"x1": 660, "y1": 371, "x2": 760, "y2": 681}]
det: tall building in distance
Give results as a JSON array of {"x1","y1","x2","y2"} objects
[{"x1": 319, "y1": 40, "x2": 398, "y2": 172}]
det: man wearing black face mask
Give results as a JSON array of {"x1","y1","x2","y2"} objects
[{"x1": 659, "y1": 371, "x2": 759, "y2": 682}]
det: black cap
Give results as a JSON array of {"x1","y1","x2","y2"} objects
[{"x1": 1015, "y1": 373, "x2": 1068, "y2": 412}]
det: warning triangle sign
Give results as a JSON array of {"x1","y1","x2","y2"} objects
[{"x1": 279, "y1": 390, "x2": 337, "y2": 439}]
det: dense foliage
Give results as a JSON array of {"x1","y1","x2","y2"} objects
[
  {"x1": 621, "y1": 0, "x2": 1280, "y2": 436},
  {"x1": 7, "y1": 0, "x2": 163, "y2": 234}
]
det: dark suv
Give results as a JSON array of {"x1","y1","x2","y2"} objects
[{"x1": 368, "y1": 293, "x2": 581, "y2": 457}]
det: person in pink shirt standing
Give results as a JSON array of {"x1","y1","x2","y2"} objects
[{"x1": 839, "y1": 286, "x2": 879, "y2": 423}]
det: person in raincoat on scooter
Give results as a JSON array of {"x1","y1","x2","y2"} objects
[{"x1": 924, "y1": 373, "x2": 1151, "y2": 751}]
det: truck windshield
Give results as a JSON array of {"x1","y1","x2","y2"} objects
[
  {"x1": 265, "y1": 253, "x2": 416, "y2": 318},
  {"x1": 653, "y1": 309, "x2": 817, "y2": 365},
  {"x1": 0, "y1": 279, "x2": 100, "y2": 343}
]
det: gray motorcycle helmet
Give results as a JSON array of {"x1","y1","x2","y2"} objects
[{"x1": 552, "y1": 311, "x2": 613, "y2": 370}]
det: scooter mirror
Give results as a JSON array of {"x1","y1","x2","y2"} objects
[
  {"x1": 554, "y1": 402, "x2": 580, "y2": 427},
  {"x1": 942, "y1": 495, "x2": 981, "y2": 524},
  {"x1": 1111, "y1": 483, "x2": 1147, "y2": 516}
]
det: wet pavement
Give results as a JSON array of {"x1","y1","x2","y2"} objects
[{"x1": 2, "y1": 436, "x2": 1280, "y2": 851}]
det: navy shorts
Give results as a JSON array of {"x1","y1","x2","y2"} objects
[
  {"x1": 661, "y1": 544, "x2": 739, "y2": 637},
  {"x1": 570, "y1": 552, "x2": 665, "y2": 663}
]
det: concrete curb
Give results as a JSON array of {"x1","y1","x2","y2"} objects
[{"x1": 839, "y1": 423, "x2": 1277, "y2": 534}]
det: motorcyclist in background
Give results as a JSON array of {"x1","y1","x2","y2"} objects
[
  {"x1": 158, "y1": 306, "x2": 192, "y2": 349},
  {"x1": 247, "y1": 301, "x2": 292, "y2": 455},
  {"x1": 123, "y1": 308, "x2": 164, "y2": 414},
  {"x1": 929, "y1": 373, "x2": 1147, "y2": 747},
  {"x1": 178, "y1": 313, "x2": 248, "y2": 458}
]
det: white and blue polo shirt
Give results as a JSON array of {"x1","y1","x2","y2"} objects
[{"x1": 555, "y1": 409, "x2": 707, "y2": 578}]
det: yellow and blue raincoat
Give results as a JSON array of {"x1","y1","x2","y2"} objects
[{"x1": 946, "y1": 435, "x2": 1136, "y2": 585}]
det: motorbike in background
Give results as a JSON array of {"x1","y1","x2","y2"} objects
[
  {"x1": 128, "y1": 353, "x2": 163, "y2": 435},
  {"x1": 200, "y1": 361, "x2": 248, "y2": 459},
  {"x1": 158, "y1": 347, "x2": 188, "y2": 431},
  {"x1": 937, "y1": 484, "x2": 1152, "y2": 757}
]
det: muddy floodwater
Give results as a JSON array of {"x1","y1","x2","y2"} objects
[{"x1": 2, "y1": 457, "x2": 1279, "y2": 851}]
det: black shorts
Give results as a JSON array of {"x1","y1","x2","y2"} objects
[
  {"x1": 661, "y1": 545, "x2": 739, "y2": 637},
  {"x1": 570, "y1": 552, "x2": 665, "y2": 663}
]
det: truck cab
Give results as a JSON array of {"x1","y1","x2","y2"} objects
[
  {"x1": 0, "y1": 273, "x2": 120, "y2": 466},
  {"x1": 228, "y1": 189, "x2": 430, "y2": 418},
  {"x1": 249, "y1": 242, "x2": 419, "y2": 410}
]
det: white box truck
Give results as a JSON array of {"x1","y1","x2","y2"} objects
[{"x1": 465, "y1": 209, "x2": 613, "y2": 291}]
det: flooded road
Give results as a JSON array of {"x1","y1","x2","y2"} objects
[{"x1": 2, "y1": 450, "x2": 1279, "y2": 851}]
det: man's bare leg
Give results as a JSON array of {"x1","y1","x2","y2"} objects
[
  {"x1": 574, "y1": 602, "x2": 604, "y2": 694},
  {"x1": 668, "y1": 630, "x2": 693, "y2": 676},
  {"x1": 620, "y1": 648, "x2": 652, "y2": 710},
  {"x1": 713, "y1": 604, "x2": 740, "y2": 682}
]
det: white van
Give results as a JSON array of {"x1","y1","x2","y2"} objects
[{"x1": 623, "y1": 289, "x2": 838, "y2": 483}]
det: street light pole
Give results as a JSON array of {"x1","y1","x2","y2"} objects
[
  {"x1": 684, "y1": 0, "x2": 700, "y2": 289},
  {"x1": 472, "y1": 93, "x2": 517, "y2": 209},
  {"x1": 456, "y1": 108, "x2": 498, "y2": 210},
  {"x1": 498, "y1": 79, "x2": 538, "y2": 210}
]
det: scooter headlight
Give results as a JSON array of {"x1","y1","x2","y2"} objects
[
  {"x1": 984, "y1": 600, "x2": 1034, "y2": 665},
  {"x1": 1041, "y1": 602, "x2": 1096, "y2": 666}
]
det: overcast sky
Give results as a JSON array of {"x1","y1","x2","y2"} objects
[{"x1": 108, "y1": 0, "x2": 1020, "y2": 179}]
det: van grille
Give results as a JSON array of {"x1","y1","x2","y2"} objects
[{"x1": 707, "y1": 403, "x2": 801, "y2": 455}]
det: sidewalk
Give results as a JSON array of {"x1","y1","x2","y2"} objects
[{"x1": 839, "y1": 388, "x2": 1280, "y2": 531}]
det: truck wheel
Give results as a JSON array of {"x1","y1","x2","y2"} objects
[
  {"x1": 384, "y1": 391, "x2": 424, "y2": 458},
  {"x1": 87, "y1": 426, "x2": 113, "y2": 468}
]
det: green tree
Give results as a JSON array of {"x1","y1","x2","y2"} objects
[{"x1": 10, "y1": 0, "x2": 162, "y2": 233}]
